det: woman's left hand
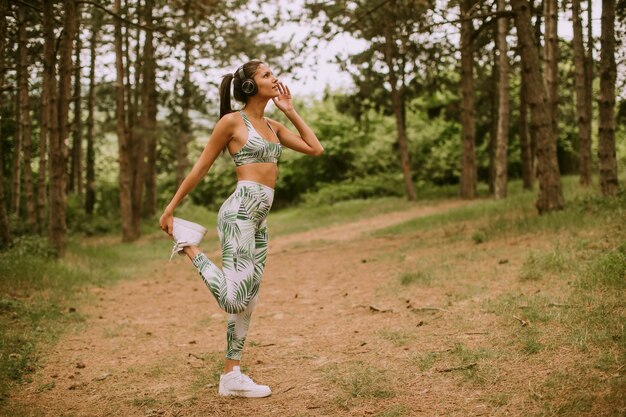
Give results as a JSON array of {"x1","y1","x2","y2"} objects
[{"x1": 272, "y1": 82, "x2": 294, "y2": 113}]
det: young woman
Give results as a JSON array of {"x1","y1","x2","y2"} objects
[{"x1": 159, "y1": 60, "x2": 323, "y2": 398}]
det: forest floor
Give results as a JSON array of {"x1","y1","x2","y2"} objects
[{"x1": 3, "y1": 187, "x2": 625, "y2": 417}]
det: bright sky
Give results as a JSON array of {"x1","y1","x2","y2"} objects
[
  {"x1": 87, "y1": 0, "x2": 611, "y2": 106},
  {"x1": 280, "y1": 0, "x2": 605, "y2": 98}
]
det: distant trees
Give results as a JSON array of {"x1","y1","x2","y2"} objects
[
  {"x1": 1, "y1": 0, "x2": 290, "y2": 254},
  {"x1": 0, "y1": 0, "x2": 622, "y2": 253}
]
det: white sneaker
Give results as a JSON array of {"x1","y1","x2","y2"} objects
[
  {"x1": 169, "y1": 217, "x2": 207, "y2": 261},
  {"x1": 218, "y1": 366, "x2": 272, "y2": 398}
]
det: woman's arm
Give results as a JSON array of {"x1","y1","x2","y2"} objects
[
  {"x1": 270, "y1": 82, "x2": 324, "y2": 156},
  {"x1": 159, "y1": 115, "x2": 235, "y2": 235}
]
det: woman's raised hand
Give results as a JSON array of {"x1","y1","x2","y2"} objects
[{"x1": 272, "y1": 82, "x2": 294, "y2": 113}]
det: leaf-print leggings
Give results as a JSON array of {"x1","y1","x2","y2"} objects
[{"x1": 191, "y1": 181, "x2": 273, "y2": 360}]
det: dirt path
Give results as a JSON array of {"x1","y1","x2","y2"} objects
[{"x1": 6, "y1": 199, "x2": 574, "y2": 416}]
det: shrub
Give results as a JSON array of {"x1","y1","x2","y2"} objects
[{"x1": 301, "y1": 173, "x2": 404, "y2": 206}]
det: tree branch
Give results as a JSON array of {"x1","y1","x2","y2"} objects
[{"x1": 10, "y1": 0, "x2": 41, "y2": 14}]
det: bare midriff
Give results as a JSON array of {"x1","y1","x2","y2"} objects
[{"x1": 235, "y1": 163, "x2": 278, "y2": 189}]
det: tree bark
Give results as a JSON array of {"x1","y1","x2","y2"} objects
[
  {"x1": 383, "y1": 26, "x2": 416, "y2": 201},
  {"x1": 519, "y1": 66, "x2": 534, "y2": 189},
  {"x1": 0, "y1": 0, "x2": 10, "y2": 246},
  {"x1": 512, "y1": 0, "x2": 563, "y2": 213},
  {"x1": 142, "y1": 0, "x2": 158, "y2": 217},
  {"x1": 494, "y1": 0, "x2": 509, "y2": 199},
  {"x1": 488, "y1": 46, "x2": 498, "y2": 195},
  {"x1": 543, "y1": 0, "x2": 558, "y2": 135},
  {"x1": 69, "y1": 12, "x2": 83, "y2": 197},
  {"x1": 38, "y1": 0, "x2": 52, "y2": 233},
  {"x1": 51, "y1": 0, "x2": 77, "y2": 256},
  {"x1": 11, "y1": 75, "x2": 21, "y2": 216},
  {"x1": 18, "y1": 6, "x2": 36, "y2": 228},
  {"x1": 597, "y1": 0, "x2": 618, "y2": 196},
  {"x1": 129, "y1": 0, "x2": 146, "y2": 238},
  {"x1": 43, "y1": 0, "x2": 59, "y2": 245},
  {"x1": 459, "y1": 0, "x2": 477, "y2": 199},
  {"x1": 572, "y1": 0, "x2": 592, "y2": 186},
  {"x1": 85, "y1": 9, "x2": 101, "y2": 215},
  {"x1": 176, "y1": 1, "x2": 191, "y2": 187},
  {"x1": 114, "y1": 0, "x2": 134, "y2": 241},
  {"x1": 585, "y1": 0, "x2": 593, "y2": 168}
]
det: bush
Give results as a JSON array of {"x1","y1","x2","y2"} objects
[
  {"x1": 0, "y1": 235, "x2": 56, "y2": 258},
  {"x1": 300, "y1": 173, "x2": 404, "y2": 206}
]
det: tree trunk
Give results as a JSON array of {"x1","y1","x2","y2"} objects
[
  {"x1": 69, "y1": 13, "x2": 82, "y2": 197},
  {"x1": 176, "y1": 2, "x2": 191, "y2": 187},
  {"x1": 543, "y1": 0, "x2": 558, "y2": 135},
  {"x1": 129, "y1": 0, "x2": 146, "y2": 238},
  {"x1": 44, "y1": 0, "x2": 59, "y2": 245},
  {"x1": 85, "y1": 9, "x2": 101, "y2": 215},
  {"x1": 0, "y1": 0, "x2": 10, "y2": 246},
  {"x1": 51, "y1": 0, "x2": 77, "y2": 256},
  {"x1": 585, "y1": 0, "x2": 593, "y2": 168},
  {"x1": 383, "y1": 26, "x2": 416, "y2": 201},
  {"x1": 459, "y1": 0, "x2": 477, "y2": 199},
  {"x1": 489, "y1": 46, "x2": 498, "y2": 195},
  {"x1": 572, "y1": 0, "x2": 592, "y2": 186},
  {"x1": 18, "y1": 6, "x2": 36, "y2": 228},
  {"x1": 519, "y1": 66, "x2": 534, "y2": 189},
  {"x1": 114, "y1": 0, "x2": 134, "y2": 241},
  {"x1": 38, "y1": 0, "x2": 52, "y2": 233},
  {"x1": 142, "y1": 0, "x2": 158, "y2": 217},
  {"x1": 597, "y1": 0, "x2": 618, "y2": 196},
  {"x1": 11, "y1": 77, "x2": 21, "y2": 215},
  {"x1": 494, "y1": 0, "x2": 510, "y2": 199},
  {"x1": 530, "y1": 0, "x2": 541, "y2": 175},
  {"x1": 512, "y1": 0, "x2": 563, "y2": 213}
]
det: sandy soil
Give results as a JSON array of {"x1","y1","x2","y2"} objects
[{"x1": 5, "y1": 199, "x2": 614, "y2": 417}]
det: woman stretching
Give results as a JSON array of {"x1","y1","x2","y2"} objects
[{"x1": 159, "y1": 60, "x2": 323, "y2": 398}]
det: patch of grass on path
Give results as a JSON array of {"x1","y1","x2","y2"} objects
[
  {"x1": 375, "y1": 177, "x2": 616, "y2": 240},
  {"x1": 0, "y1": 234, "x2": 169, "y2": 405},
  {"x1": 270, "y1": 197, "x2": 416, "y2": 237},
  {"x1": 322, "y1": 361, "x2": 394, "y2": 411}
]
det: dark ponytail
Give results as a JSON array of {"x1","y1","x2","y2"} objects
[
  {"x1": 219, "y1": 60, "x2": 265, "y2": 119},
  {"x1": 219, "y1": 73, "x2": 234, "y2": 119}
]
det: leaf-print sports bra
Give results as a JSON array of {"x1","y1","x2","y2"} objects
[{"x1": 231, "y1": 111, "x2": 282, "y2": 167}]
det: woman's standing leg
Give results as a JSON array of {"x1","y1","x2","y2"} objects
[{"x1": 224, "y1": 219, "x2": 268, "y2": 364}]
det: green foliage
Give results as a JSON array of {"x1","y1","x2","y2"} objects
[
  {"x1": 300, "y1": 173, "x2": 405, "y2": 206},
  {"x1": 66, "y1": 192, "x2": 119, "y2": 236}
]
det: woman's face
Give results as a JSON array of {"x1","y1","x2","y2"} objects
[{"x1": 252, "y1": 64, "x2": 279, "y2": 98}]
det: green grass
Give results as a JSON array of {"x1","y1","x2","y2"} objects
[
  {"x1": 373, "y1": 404, "x2": 410, "y2": 417},
  {"x1": 323, "y1": 361, "x2": 394, "y2": 410},
  {"x1": 440, "y1": 343, "x2": 495, "y2": 385},
  {"x1": 410, "y1": 352, "x2": 440, "y2": 371},
  {"x1": 375, "y1": 177, "x2": 621, "y2": 240},
  {"x1": 519, "y1": 248, "x2": 569, "y2": 281},
  {"x1": 0, "y1": 234, "x2": 170, "y2": 403},
  {"x1": 270, "y1": 196, "x2": 415, "y2": 237},
  {"x1": 378, "y1": 328, "x2": 414, "y2": 347},
  {"x1": 398, "y1": 271, "x2": 433, "y2": 286}
]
